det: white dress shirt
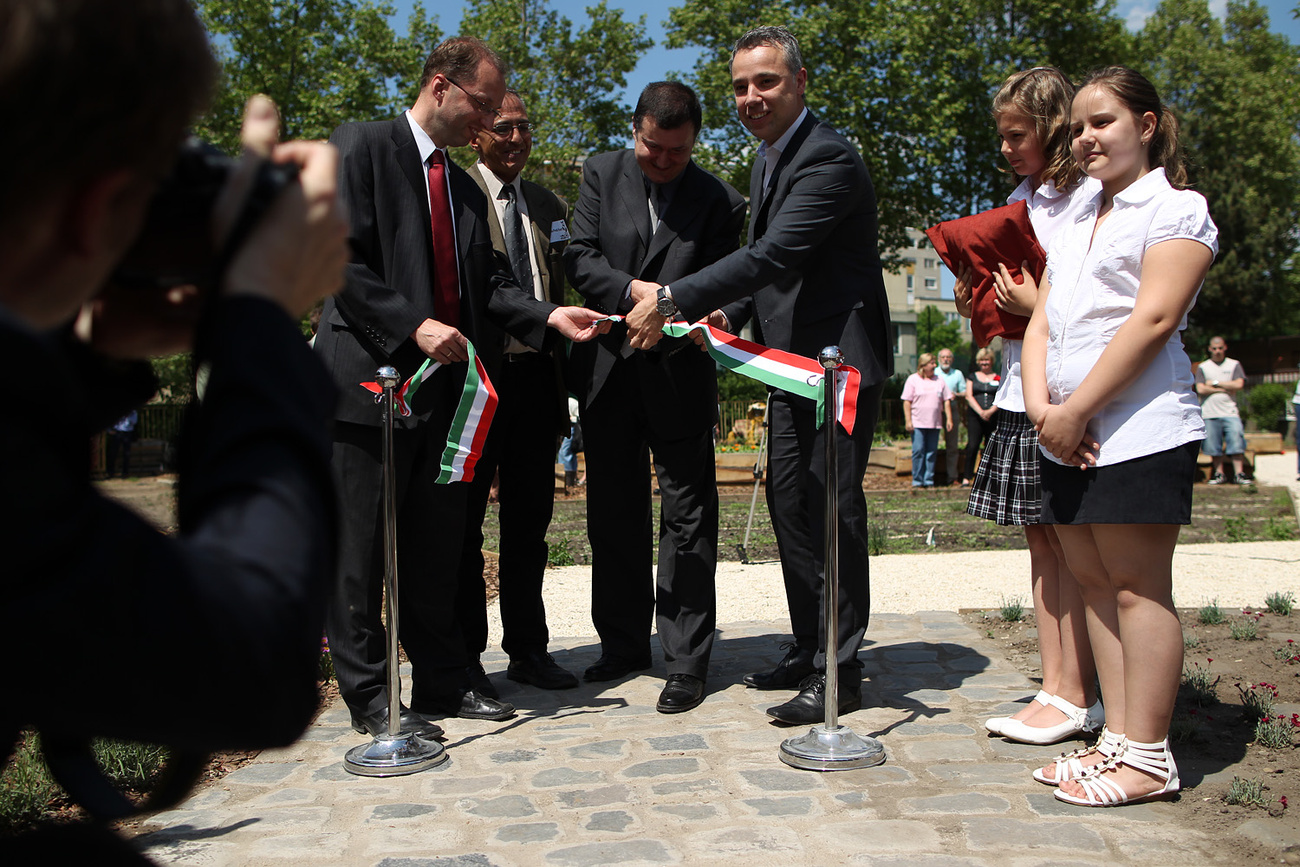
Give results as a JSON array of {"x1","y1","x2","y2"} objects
[
  {"x1": 995, "y1": 175, "x2": 1101, "y2": 412},
  {"x1": 474, "y1": 162, "x2": 545, "y2": 354},
  {"x1": 1040, "y1": 168, "x2": 1218, "y2": 467}
]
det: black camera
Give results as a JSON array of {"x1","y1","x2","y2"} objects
[{"x1": 111, "y1": 137, "x2": 298, "y2": 292}]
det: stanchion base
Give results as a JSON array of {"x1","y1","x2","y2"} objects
[
  {"x1": 779, "y1": 724, "x2": 886, "y2": 771},
  {"x1": 344, "y1": 732, "x2": 448, "y2": 777}
]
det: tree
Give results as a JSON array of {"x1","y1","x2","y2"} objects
[
  {"x1": 192, "y1": 0, "x2": 442, "y2": 153},
  {"x1": 1136, "y1": 0, "x2": 1300, "y2": 345},
  {"x1": 665, "y1": 0, "x2": 1132, "y2": 262},
  {"x1": 915, "y1": 306, "x2": 963, "y2": 357},
  {"x1": 456, "y1": 0, "x2": 653, "y2": 203}
]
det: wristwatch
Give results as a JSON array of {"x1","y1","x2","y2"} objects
[{"x1": 656, "y1": 286, "x2": 679, "y2": 319}]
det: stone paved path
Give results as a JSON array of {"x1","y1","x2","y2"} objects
[{"x1": 132, "y1": 612, "x2": 1266, "y2": 866}]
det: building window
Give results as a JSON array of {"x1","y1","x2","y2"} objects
[
  {"x1": 906, "y1": 274, "x2": 914, "y2": 289},
  {"x1": 924, "y1": 277, "x2": 937, "y2": 291},
  {"x1": 944, "y1": 312, "x2": 958, "y2": 324},
  {"x1": 893, "y1": 324, "x2": 902, "y2": 354},
  {"x1": 924, "y1": 258, "x2": 935, "y2": 269},
  {"x1": 906, "y1": 288, "x2": 914, "y2": 307}
]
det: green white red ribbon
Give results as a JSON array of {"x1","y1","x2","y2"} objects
[
  {"x1": 607, "y1": 317, "x2": 860, "y2": 433},
  {"x1": 359, "y1": 341, "x2": 498, "y2": 484}
]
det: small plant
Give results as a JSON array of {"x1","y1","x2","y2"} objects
[
  {"x1": 1229, "y1": 616, "x2": 1261, "y2": 641},
  {"x1": 0, "y1": 732, "x2": 58, "y2": 833},
  {"x1": 1275, "y1": 639, "x2": 1300, "y2": 664},
  {"x1": 546, "y1": 539, "x2": 575, "y2": 567},
  {"x1": 1198, "y1": 600, "x2": 1226, "y2": 626},
  {"x1": 867, "y1": 517, "x2": 889, "y2": 556},
  {"x1": 318, "y1": 636, "x2": 335, "y2": 684},
  {"x1": 1255, "y1": 714, "x2": 1300, "y2": 750},
  {"x1": 1184, "y1": 634, "x2": 1202, "y2": 649},
  {"x1": 1264, "y1": 518, "x2": 1297, "y2": 541},
  {"x1": 999, "y1": 596, "x2": 1024, "y2": 623},
  {"x1": 1265, "y1": 591, "x2": 1296, "y2": 616},
  {"x1": 1223, "y1": 516, "x2": 1252, "y2": 542},
  {"x1": 1169, "y1": 709, "x2": 1202, "y2": 744},
  {"x1": 1226, "y1": 776, "x2": 1270, "y2": 808},
  {"x1": 1237, "y1": 681, "x2": 1279, "y2": 723},
  {"x1": 91, "y1": 739, "x2": 168, "y2": 790},
  {"x1": 1182, "y1": 658, "x2": 1219, "y2": 707}
]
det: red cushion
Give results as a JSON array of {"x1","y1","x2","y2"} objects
[{"x1": 924, "y1": 199, "x2": 1046, "y2": 347}]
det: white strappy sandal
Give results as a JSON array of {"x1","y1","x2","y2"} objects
[
  {"x1": 985, "y1": 689, "x2": 1051, "y2": 735},
  {"x1": 1053, "y1": 737, "x2": 1180, "y2": 807},
  {"x1": 1033, "y1": 725, "x2": 1124, "y2": 786}
]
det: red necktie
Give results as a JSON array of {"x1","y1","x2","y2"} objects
[{"x1": 427, "y1": 150, "x2": 460, "y2": 327}]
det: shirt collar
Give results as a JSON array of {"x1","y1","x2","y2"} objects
[
  {"x1": 758, "y1": 107, "x2": 808, "y2": 163},
  {"x1": 405, "y1": 110, "x2": 443, "y2": 165},
  {"x1": 475, "y1": 161, "x2": 519, "y2": 200},
  {"x1": 1113, "y1": 167, "x2": 1170, "y2": 208}
]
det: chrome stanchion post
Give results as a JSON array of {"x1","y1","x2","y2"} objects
[
  {"x1": 345, "y1": 366, "x2": 447, "y2": 776},
  {"x1": 779, "y1": 347, "x2": 886, "y2": 771}
]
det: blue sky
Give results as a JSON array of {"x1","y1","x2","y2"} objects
[{"x1": 388, "y1": 0, "x2": 1299, "y2": 103}]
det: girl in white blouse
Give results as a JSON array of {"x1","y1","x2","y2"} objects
[{"x1": 1014, "y1": 67, "x2": 1218, "y2": 807}]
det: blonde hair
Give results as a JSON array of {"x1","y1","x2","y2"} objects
[
  {"x1": 916, "y1": 352, "x2": 936, "y2": 373},
  {"x1": 992, "y1": 67, "x2": 1081, "y2": 193},
  {"x1": 975, "y1": 348, "x2": 994, "y2": 363}
]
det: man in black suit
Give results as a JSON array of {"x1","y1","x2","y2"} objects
[
  {"x1": 626, "y1": 27, "x2": 893, "y2": 724},
  {"x1": 565, "y1": 82, "x2": 746, "y2": 713},
  {"x1": 317, "y1": 38, "x2": 604, "y2": 734},
  {"x1": 457, "y1": 91, "x2": 579, "y2": 693}
]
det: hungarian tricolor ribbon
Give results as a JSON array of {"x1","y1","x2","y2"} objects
[
  {"x1": 605, "y1": 317, "x2": 860, "y2": 434},
  {"x1": 359, "y1": 341, "x2": 498, "y2": 484}
]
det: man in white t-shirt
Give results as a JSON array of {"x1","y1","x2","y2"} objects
[
  {"x1": 1195, "y1": 336, "x2": 1247, "y2": 484},
  {"x1": 936, "y1": 348, "x2": 966, "y2": 485}
]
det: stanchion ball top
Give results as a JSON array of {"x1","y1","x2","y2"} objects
[
  {"x1": 818, "y1": 346, "x2": 844, "y2": 369},
  {"x1": 376, "y1": 366, "x2": 400, "y2": 389}
]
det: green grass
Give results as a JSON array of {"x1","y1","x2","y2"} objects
[{"x1": 0, "y1": 733, "x2": 58, "y2": 833}]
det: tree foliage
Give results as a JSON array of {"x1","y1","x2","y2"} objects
[
  {"x1": 915, "y1": 306, "x2": 963, "y2": 358},
  {"x1": 192, "y1": 0, "x2": 442, "y2": 153},
  {"x1": 455, "y1": 0, "x2": 652, "y2": 202}
]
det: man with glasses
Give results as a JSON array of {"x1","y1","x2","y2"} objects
[
  {"x1": 458, "y1": 91, "x2": 580, "y2": 693},
  {"x1": 565, "y1": 82, "x2": 746, "y2": 713},
  {"x1": 318, "y1": 37, "x2": 605, "y2": 736}
]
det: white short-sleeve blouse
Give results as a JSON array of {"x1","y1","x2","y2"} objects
[
  {"x1": 1041, "y1": 168, "x2": 1218, "y2": 467},
  {"x1": 995, "y1": 176, "x2": 1101, "y2": 413}
]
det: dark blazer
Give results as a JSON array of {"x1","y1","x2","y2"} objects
[
  {"x1": 467, "y1": 164, "x2": 571, "y2": 434},
  {"x1": 316, "y1": 116, "x2": 557, "y2": 428},
  {"x1": 668, "y1": 112, "x2": 894, "y2": 387},
  {"x1": 564, "y1": 149, "x2": 746, "y2": 439}
]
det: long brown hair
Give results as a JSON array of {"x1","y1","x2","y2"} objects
[
  {"x1": 1077, "y1": 66, "x2": 1187, "y2": 188},
  {"x1": 992, "y1": 67, "x2": 1081, "y2": 193}
]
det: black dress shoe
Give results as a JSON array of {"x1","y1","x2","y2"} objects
[
  {"x1": 350, "y1": 705, "x2": 443, "y2": 740},
  {"x1": 765, "y1": 672, "x2": 862, "y2": 725},
  {"x1": 743, "y1": 642, "x2": 816, "y2": 690},
  {"x1": 412, "y1": 691, "x2": 516, "y2": 721},
  {"x1": 583, "y1": 654, "x2": 653, "y2": 682},
  {"x1": 656, "y1": 674, "x2": 705, "y2": 714},
  {"x1": 507, "y1": 651, "x2": 579, "y2": 689},
  {"x1": 467, "y1": 660, "x2": 500, "y2": 699}
]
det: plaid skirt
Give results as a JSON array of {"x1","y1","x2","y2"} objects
[{"x1": 965, "y1": 410, "x2": 1041, "y2": 525}]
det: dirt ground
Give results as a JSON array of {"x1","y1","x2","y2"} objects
[{"x1": 964, "y1": 606, "x2": 1300, "y2": 862}]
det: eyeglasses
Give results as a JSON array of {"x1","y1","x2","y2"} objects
[
  {"x1": 487, "y1": 121, "x2": 536, "y2": 138},
  {"x1": 445, "y1": 76, "x2": 499, "y2": 117}
]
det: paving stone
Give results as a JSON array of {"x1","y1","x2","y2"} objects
[
  {"x1": 739, "y1": 768, "x2": 825, "y2": 791},
  {"x1": 585, "y1": 810, "x2": 634, "y2": 832},
  {"x1": 249, "y1": 832, "x2": 351, "y2": 858},
  {"x1": 311, "y1": 763, "x2": 355, "y2": 782},
  {"x1": 621, "y1": 757, "x2": 700, "y2": 778},
  {"x1": 255, "y1": 787, "x2": 318, "y2": 806},
  {"x1": 741, "y1": 796, "x2": 815, "y2": 816},
  {"x1": 820, "y1": 819, "x2": 943, "y2": 854},
  {"x1": 554, "y1": 784, "x2": 630, "y2": 808},
  {"x1": 898, "y1": 792, "x2": 1011, "y2": 815},
  {"x1": 902, "y1": 688, "x2": 951, "y2": 704},
  {"x1": 371, "y1": 803, "x2": 438, "y2": 821},
  {"x1": 653, "y1": 804, "x2": 717, "y2": 820},
  {"x1": 646, "y1": 733, "x2": 708, "y2": 751},
  {"x1": 1237, "y1": 817, "x2": 1300, "y2": 849},
  {"x1": 902, "y1": 739, "x2": 986, "y2": 762},
  {"x1": 418, "y1": 775, "x2": 504, "y2": 796},
  {"x1": 928, "y1": 763, "x2": 1034, "y2": 786},
  {"x1": 948, "y1": 656, "x2": 995, "y2": 672},
  {"x1": 223, "y1": 763, "x2": 298, "y2": 785},
  {"x1": 687, "y1": 826, "x2": 804, "y2": 855},
  {"x1": 864, "y1": 857, "x2": 991, "y2": 867},
  {"x1": 545, "y1": 840, "x2": 672, "y2": 865},
  {"x1": 958, "y1": 686, "x2": 1039, "y2": 703},
  {"x1": 871, "y1": 675, "x2": 924, "y2": 692},
  {"x1": 604, "y1": 704, "x2": 656, "y2": 716},
  {"x1": 652, "y1": 779, "x2": 723, "y2": 795},
  {"x1": 489, "y1": 748, "x2": 544, "y2": 763},
  {"x1": 895, "y1": 662, "x2": 947, "y2": 675},
  {"x1": 537, "y1": 723, "x2": 594, "y2": 733},
  {"x1": 882, "y1": 648, "x2": 939, "y2": 662},
  {"x1": 496, "y1": 822, "x2": 560, "y2": 844},
  {"x1": 531, "y1": 767, "x2": 604, "y2": 788},
  {"x1": 377, "y1": 856, "x2": 498, "y2": 867},
  {"x1": 835, "y1": 764, "x2": 916, "y2": 785},
  {"x1": 891, "y1": 722, "x2": 978, "y2": 737},
  {"x1": 464, "y1": 794, "x2": 538, "y2": 819},
  {"x1": 242, "y1": 806, "x2": 333, "y2": 831},
  {"x1": 960, "y1": 672, "x2": 1038, "y2": 688},
  {"x1": 964, "y1": 818, "x2": 1106, "y2": 853},
  {"x1": 567, "y1": 739, "x2": 628, "y2": 760}
]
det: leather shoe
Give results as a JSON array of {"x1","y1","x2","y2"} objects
[
  {"x1": 583, "y1": 654, "x2": 652, "y2": 682},
  {"x1": 412, "y1": 691, "x2": 516, "y2": 721},
  {"x1": 656, "y1": 674, "x2": 705, "y2": 714},
  {"x1": 508, "y1": 651, "x2": 579, "y2": 689},
  {"x1": 350, "y1": 705, "x2": 443, "y2": 740},
  {"x1": 765, "y1": 673, "x2": 862, "y2": 725},
  {"x1": 743, "y1": 642, "x2": 815, "y2": 690},
  {"x1": 467, "y1": 660, "x2": 500, "y2": 699}
]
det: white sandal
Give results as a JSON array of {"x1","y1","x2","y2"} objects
[
  {"x1": 985, "y1": 689, "x2": 1051, "y2": 735},
  {"x1": 1033, "y1": 725, "x2": 1124, "y2": 785},
  {"x1": 1053, "y1": 737, "x2": 1180, "y2": 807},
  {"x1": 999, "y1": 695, "x2": 1104, "y2": 745}
]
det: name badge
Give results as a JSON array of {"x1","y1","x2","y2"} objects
[{"x1": 549, "y1": 220, "x2": 571, "y2": 243}]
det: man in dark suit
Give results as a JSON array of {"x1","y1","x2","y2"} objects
[
  {"x1": 317, "y1": 38, "x2": 604, "y2": 735},
  {"x1": 625, "y1": 27, "x2": 893, "y2": 724},
  {"x1": 457, "y1": 91, "x2": 579, "y2": 693},
  {"x1": 565, "y1": 82, "x2": 746, "y2": 713}
]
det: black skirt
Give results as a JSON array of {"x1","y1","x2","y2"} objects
[
  {"x1": 966, "y1": 410, "x2": 1041, "y2": 526},
  {"x1": 1040, "y1": 440, "x2": 1201, "y2": 525}
]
